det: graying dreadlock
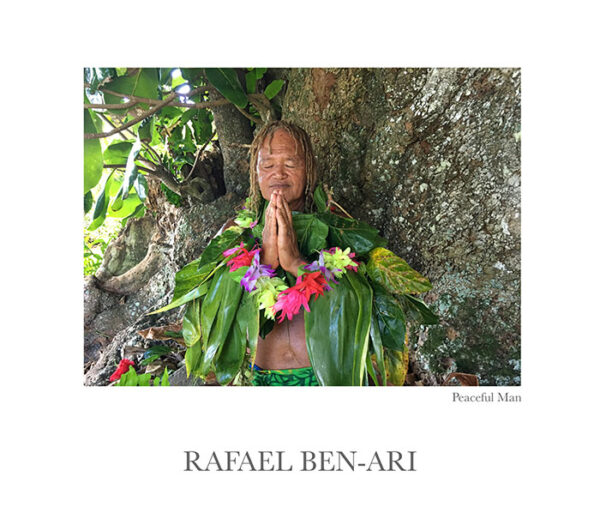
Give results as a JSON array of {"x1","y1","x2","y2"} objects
[{"x1": 248, "y1": 120, "x2": 317, "y2": 216}]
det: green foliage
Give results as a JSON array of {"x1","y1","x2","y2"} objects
[
  {"x1": 292, "y1": 213, "x2": 329, "y2": 257},
  {"x1": 84, "y1": 92, "x2": 103, "y2": 193},
  {"x1": 318, "y1": 212, "x2": 388, "y2": 256},
  {"x1": 204, "y1": 68, "x2": 248, "y2": 108},
  {"x1": 116, "y1": 366, "x2": 170, "y2": 386},
  {"x1": 264, "y1": 80, "x2": 284, "y2": 100},
  {"x1": 140, "y1": 345, "x2": 174, "y2": 366},
  {"x1": 83, "y1": 67, "x2": 283, "y2": 244}
]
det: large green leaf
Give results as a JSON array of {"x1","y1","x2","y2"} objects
[
  {"x1": 103, "y1": 141, "x2": 134, "y2": 165},
  {"x1": 292, "y1": 213, "x2": 329, "y2": 257},
  {"x1": 214, "y1": 316, "x2": 245, "y2": 385},
  {"x1": 236, "y1": 292, "x2": 260, "y2": 365},
  {"x1": 384, "y1": 346, "x2": 408, "y2": 386},
  {"x1": 101, "y1": 68, "x2": 159, "y2": 109},
  {"x1": 191, "y1": 109, "x2": 213, "y2": 145},
  {"x1": 305, "y1": 271, "x2": 372, "y2": 386},
  {"x1": 182, "y1": 299, "x2": 201, "y2": 347},
  {"x1": 88, "y1": 170, "x2": 116, "y2": 231},
  {"x1": 369, "y1": 310, "x2": 387, "y2": 386},
  {"x1": 204, "y1": 68, "x2": 248, "y2": 108},
  {"x1": 366, "y1": 247, "x2": 432, "y2": 295},
  {"x1": 107, "y1": 193, "x2": 142, "y2": 218},
  {"x1": 318, "y1": 212, "x2": 387, "y2": 256},
  {"x1": 371, "y1": 283, "x2": 406, "y2": 351},
  {"x1": 84, "y1": 92, "x2": 103, "y2": 193},
  {"x1": 198, "y1": 268, "x2": 243, "y2": 376},
  {"x1": 399, "y1": 294, "x2": 439, "y2": 325},
  {"x1": 149, "y1": 280, "x2": 210, "y2": 315},
  {"x1": 173, "y1": 260, "x2": 217, "y2": 301},
  {"x1": 198, "y1": 226, "x2": 243, "y2": 267},
  {"x1": 313, "y1": 184, "x2": 328, "y2": 213},
  {"x1": 185, "y1": 339, "x2": 204, "y2": 378}
]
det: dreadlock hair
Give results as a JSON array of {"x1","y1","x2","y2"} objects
[{"x1": 248, "y1": 120, "x2": 318, "y2": 216}]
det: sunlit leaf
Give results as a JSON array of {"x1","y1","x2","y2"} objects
[
  {"x1": 110, "y1": 136, "x2": 141, "y2": 211},
  {"x1": 103, "y1": 141, "x2": 134, "y2": 165},
  {"x1": 182, "y1": 299, "x2": 201, "y2": 347},
  {"x1": 88, "y1": 170, "x2": 116, "y2": 231},
  {"x1": 101, "y1": 68, "x2": 159, "y2": 109},
  {"x1": 84, "y1": 92, "x2": 103, "y2": 193}
]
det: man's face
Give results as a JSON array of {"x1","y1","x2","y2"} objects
[{"x1": 257, "y1": 129, "x2": 307, "y2": 210}]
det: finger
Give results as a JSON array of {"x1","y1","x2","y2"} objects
[
  {"x1": 279, "y1": 193, "x2": 293, "y2": 224},
  {"x1": 275, "y1": 205, "x2": 293, "y2": 239}
]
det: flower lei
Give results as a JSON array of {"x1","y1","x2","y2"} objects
[
  {"x1": 223, "y1": 244, "x2": 359, "y2": 323},
  {"x1": 226, "y1": 199, "x2": 359, "y2": 323}
]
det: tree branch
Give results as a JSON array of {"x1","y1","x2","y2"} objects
[
  {"x1": 84, "y1": 92, "x2": 178, "y2": 140},
  {"x1": 185, "y1": 130, "x2": 217, "y2": 182},
  {"x1": 88, "y1": 87, "x2": 229, "y2": 109},
  {"x1": 234, "y1": 104, "x2": 262, "y2": 125}
]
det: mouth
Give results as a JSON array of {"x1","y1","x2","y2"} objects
[{"x1": 269, "y1": 183, "x2": 289, "y2": 189}]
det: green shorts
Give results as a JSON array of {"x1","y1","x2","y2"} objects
[{"x1": 251, "y1": 365, "x2": 319, "y2": 386}]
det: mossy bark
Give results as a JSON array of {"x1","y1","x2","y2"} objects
[{"x1": 283, "y1": 68, "x2": 521, "y2": 385}]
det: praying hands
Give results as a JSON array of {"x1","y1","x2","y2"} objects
[{"x1": 262, "y1": 190, "x2": 307, "y2": 277}]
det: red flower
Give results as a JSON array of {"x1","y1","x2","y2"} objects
[
  {"x1": 298, "y1": 271, "x2": 329, "y2": 298},
  {"x1": 110, "y1": 359, "x2": 135, "y2": 382},
  {"x1": 226, "y1": 247, "x2": 259, "y2": 271}
]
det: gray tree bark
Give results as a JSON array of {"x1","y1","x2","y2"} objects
[{"x1": 283, "y1": 68, "x2": 521, "y2": 385}]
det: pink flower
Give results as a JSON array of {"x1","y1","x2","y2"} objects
[
  {"x1": 272, "y1": 287, "x2": 311, "y2": 323},
  {"x1": 223, "y1": 243, "x2": 244, "y2": 257},
  {"x1": 271, "y1": 271, "x2": 329, "y2": 323}
]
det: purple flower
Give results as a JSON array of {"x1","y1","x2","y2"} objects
[
  {"x1": 250, "y1": 220, "x2": 258, "y2": 228},
  {"x1": 240, "y1": 252, "x2": 276, "y2": 292},
  {"x1": 304, "y1": 252, "x2": 340, "y2": 285}
]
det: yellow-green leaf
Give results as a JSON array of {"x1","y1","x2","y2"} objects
[{"x1": 366, "y1": 247, "x2": 432, "y2": 295}]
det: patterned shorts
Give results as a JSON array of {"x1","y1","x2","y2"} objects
[{"x1": 251, "y1": 365, "x2": 319, "y2": 386}]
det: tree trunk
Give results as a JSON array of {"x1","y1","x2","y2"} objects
[{"x1": 283, "y1": 68, "x2": 521, "y2": 385}]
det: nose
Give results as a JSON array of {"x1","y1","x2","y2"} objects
[{"x1": 272, "y1": 162, "x2": 287, "y2": 177}]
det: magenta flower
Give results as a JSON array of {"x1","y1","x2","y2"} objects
[
  {"x1": 223, "y1": 243, "x2": 244, "y2": 257},
  {"x1": 272, "y1": 287, "x2": 311, "y2": 322}
]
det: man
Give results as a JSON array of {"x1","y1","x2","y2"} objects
[{"x1": 245, "y1": 120, "x2": 319, "y2": 386}]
